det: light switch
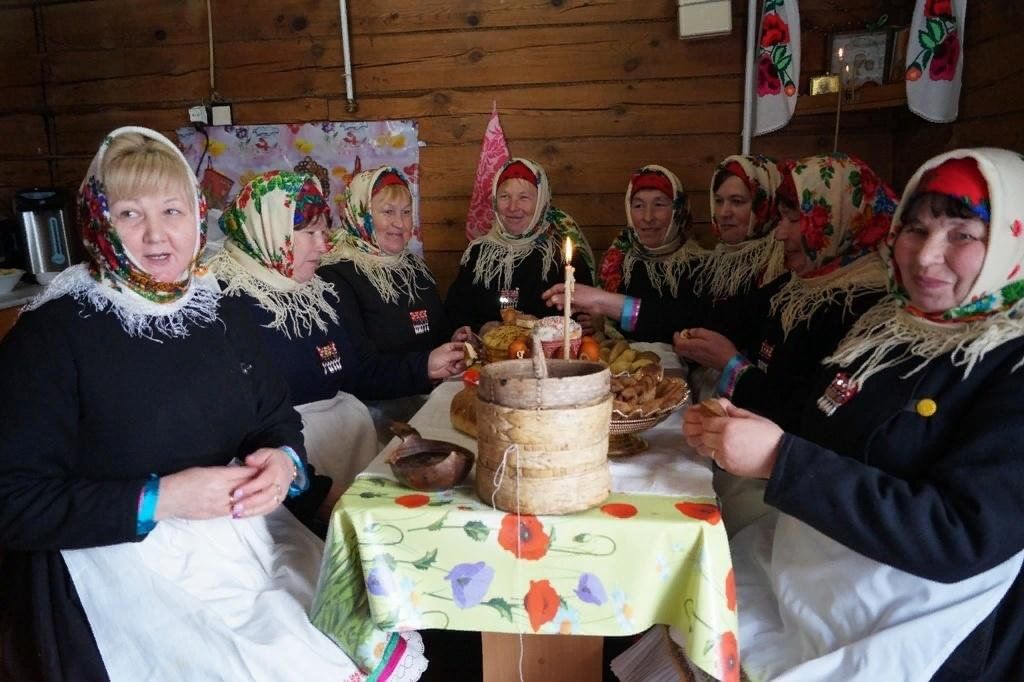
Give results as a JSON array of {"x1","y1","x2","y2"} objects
[{"x1": 211, "y1": 104, "x2": 233, "y2": 126}]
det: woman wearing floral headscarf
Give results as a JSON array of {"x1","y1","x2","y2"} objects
[
  {"x1": 446, "y1": 157, "x2": 596, "y2": 331},
  {"x1": 0, "y1": 128, "x2": 409, "y2": 680},
  {"x1": 545, "y1": 155, "x2": 785, "y2": 345},
  {"x1": 583, "y1": 164, "x2": 702, "y2": 340},
  {"x1": 677, "y1": 154, "x2": 895, "y2": 432},
  {"x1": 683, "y1": 148, "x2": 1024, "y2": 680},
  {"x1": 319, "y1": 166, "x2": 471, "y2": 355},
  {"x1": 210, "y1": 170, "x2": 464, "y2": 494}
]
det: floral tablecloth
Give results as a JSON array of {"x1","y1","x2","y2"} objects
[{"x1": 311, "y1": 374, "x2": 739, "y2": 682}]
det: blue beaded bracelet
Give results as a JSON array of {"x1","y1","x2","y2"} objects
[
  {"x1": 619, "y1": 296, "x2": 641, "y2": 332},
  {"x1": 279, "y1": 445, "x2": 309, "y2": 497},
  {"x1": 136, "y1": 473, "x2": 160, "y2": 536}
]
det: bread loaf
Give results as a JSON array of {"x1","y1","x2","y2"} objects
[{"x1": 450, "y1": 385, "x2": 478, "y2": 438}]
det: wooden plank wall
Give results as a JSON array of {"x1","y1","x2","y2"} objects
[
  {"x1": 892, "y1": 2, "x2": 1024, "y2": 187},
  {"x1": 3, "y1": 0, "x2": 1018, "y2": 292}
]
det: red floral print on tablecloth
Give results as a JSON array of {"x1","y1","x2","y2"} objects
[
  {"x1": 497, "y1": 514, "x2": 550, "y2": 560},
  {"x1": 674, "y1": 502, "x2": 722, "y2": 525},
  {"x1": 524, "y1": 579, "x2": 560, "y2": 632}
]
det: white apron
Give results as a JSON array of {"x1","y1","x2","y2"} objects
[
  {"x1": 62, "y1": 506, "x2": 425, "y2": 681},
  {"x1": 297, "y1": 391, "x2": 378, "y2": 491},
  {"x1": 733, "y1": 511, "x2": 1023, "y2": 681}
]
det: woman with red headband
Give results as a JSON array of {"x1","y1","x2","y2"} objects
[
  {"x1": 544, "y1": 155, "x2": 786, "y2": 346},
  {"x1": 445, "y1": 157, "x2": 595, "y2": 331},
  {"x1": 680, "y1": 149, "x2": 1024, "y2": 679}
]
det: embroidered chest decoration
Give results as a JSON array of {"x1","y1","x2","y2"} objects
[
  {"x1": 757, "y1": 340, "x2": 775, "y2": 372},
  {"x1": 499, "y1": 288, "x2": 520, "y2": 310},
  {"x1": 409, "y1": 309, "x2": 430, "y2": 335},
  {"x1": 316, "y1": 341, "x2": 342, "y2": 375},
  {"x1": 816, "y1": 371, "x2": 858, "y2": 416}
]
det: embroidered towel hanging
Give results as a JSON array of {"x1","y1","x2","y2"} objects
[
  {"x1": 905, "y1": 0, "x2": 967, "y2": 122},
  {"x1": 465, "y1": 105, "x2": 511, "y2": 241},
  {"x1": 754, "y1": 0, "x2": 801, "y2": 135}
]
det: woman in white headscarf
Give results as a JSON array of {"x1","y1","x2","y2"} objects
[
  {"x1": 0, "y1": 128, "x2": 426, "y2": 680},
  {"x1": 682, "y1": 148, "x2": 1024, "y2": 680},
  {"x1": 446, "y1": 157, "x2": 595, "y2": 331}
]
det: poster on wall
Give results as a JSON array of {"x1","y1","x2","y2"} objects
[{"x1": 176, "y1": 120, "x2": 422, "y2": 253}]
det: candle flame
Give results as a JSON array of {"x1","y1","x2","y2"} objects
[
  {"x1": 564, "y1": 236, "x2": 573, "y2": 262},
  {"x1": 837, "y1": 47, "x2": 844, "y2": 61}
]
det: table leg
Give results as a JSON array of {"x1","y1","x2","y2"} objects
[{"x1": 481, "y1": 632, "x2": 603, "y2": 682}]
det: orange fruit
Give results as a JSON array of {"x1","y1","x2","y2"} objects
[
  {"x1": 578, "y1": 337, "x2": 600, "y2": 361},
  {"x1": 508, "y1": 338, "x2": 530, "y2": 359}
]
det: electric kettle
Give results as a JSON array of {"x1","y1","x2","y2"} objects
[{"x1": 14, "y1": 188, "x2": 80, "y2": 284}]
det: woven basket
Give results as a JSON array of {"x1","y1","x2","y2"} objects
[{"x1": 475, "y1": 357, "x2": 611, "y2": 514}]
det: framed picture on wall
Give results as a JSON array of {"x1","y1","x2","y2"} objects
[{"x1": 829, "y1": 30, "x2": 891, "y2": 88}]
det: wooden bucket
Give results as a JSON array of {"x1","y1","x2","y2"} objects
[{"x1": 475, "y1": 357, "x2": 611, "y2": 515}]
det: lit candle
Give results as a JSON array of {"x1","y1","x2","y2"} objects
[{"x1": 563, "y1": 236, "x2": 574, "y2": 359}]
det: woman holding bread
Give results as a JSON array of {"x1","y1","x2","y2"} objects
[{"x1": 680, "y1": 148, "x2": 1024, "y2": 679}]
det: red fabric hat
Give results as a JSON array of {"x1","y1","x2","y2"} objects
[
  {"x1": 776, "y1": 160, "x2": 798, "y2": 207},
  {"x1": 916, "y1": 157, "x2": 990, "y2": 220},
  {"x1": 372, "y1": 169, "x2": 408, "y2": 196},
  {"x1": 630, "y1": 170, "x2": 674, "y2": 199},
  {"x1": 497, "y1": 160, "x2": 538, "y2": 187}
]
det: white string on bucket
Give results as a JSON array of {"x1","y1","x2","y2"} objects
[{"x1": 490, "y1": 442, "x2": 526, "y2": 682}]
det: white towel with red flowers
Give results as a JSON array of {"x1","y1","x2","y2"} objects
[
  {"x1": 732, "y1": 511, "x2": 1022, "y2": 681},
  {"x1": 754, "y1": 0, "x2": 801, "y2": 135},
  {"x1": 906, "y1": 0, "x2": 968, "y2": 122}
]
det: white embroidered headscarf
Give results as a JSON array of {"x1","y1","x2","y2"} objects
[
  {"x1": 462, "y1": 157, "x2": 596, "y2": 292},
  {"x1": 319, "y1": 166, "x2": 435, "y2": 305},
  {"x1": 598, "y1": 164, "x2": 699, "y2": 297},
  {"x1": 207, "y1": 170, "x2": 338, "y2": 339},
  {"x1": 24, "y1": 126, "x2": 219, "y2": 339},
  {"x1": 693, "y1": 154, "x2": 786, "y2": 298},
  {"x1": 769, "y1": 154, "x2": 896, "y2": 336},
  {"x1": 825, "y1": 148, "x2": 1024, "y2": 390}
]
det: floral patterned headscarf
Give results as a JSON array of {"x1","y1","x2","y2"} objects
[
  {"x1": 694, "y1": 154, "x2": 786, "y2": 298},
  {"x1": 599, "y1": 164, "x2": 695, "y2": 297},
  {"x1": 464, "y1": 157, "x2": 596, "y2": 292},
  {"x1": 769, "y1": 153, "x2": 896, "y2": 335},
  {"x1": 25, "y1": 126, "x2": 219, "y2": 339},
  {"x1": 208, "y1": 170, "x2": 339, "y2": 338},
  {"x1": 320, "y1": 165, "x2": 436, "y2": 304},
  {"x1": 826, "y1": 148, "x2": 1024, "y2": 391}
]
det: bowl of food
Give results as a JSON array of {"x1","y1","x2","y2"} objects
[
  {"x1": 607, "y1": 374, "x2": 691, "y2": 457},
  {"x1": 0, "y1": 268, "x2": 24, "y2": 294},
  {"x1": 482, "y1": 324, "x2": 531, "y2": 362}
]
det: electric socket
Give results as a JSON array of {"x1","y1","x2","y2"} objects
[{"x1": 188, "y1": 105, "x2": 209, "y2": 125}]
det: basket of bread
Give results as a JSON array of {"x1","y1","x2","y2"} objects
[{"x1": 594, "y1": 339, "x2": 691, "y2": 457}]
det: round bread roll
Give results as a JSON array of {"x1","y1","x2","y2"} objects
[{"x1": 450, "y1": 385, "x2": 478, "y2": 438}]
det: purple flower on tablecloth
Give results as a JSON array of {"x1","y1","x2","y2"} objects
[
  {"x1": 574, "y1": 573, "x2": 607, "y2": 606},
  {"x1": 366, "y1": 565, "x2": 398, "y2": 597},
  {"x1": 445, "y1": 561, "x2": 494, "y2": 609}
]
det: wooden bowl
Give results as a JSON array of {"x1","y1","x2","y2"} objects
[{"x1": 387, "y1": 422, "x2": 475, "y2": 491}]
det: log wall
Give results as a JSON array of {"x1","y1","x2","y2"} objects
[{"x1": 0, "y1": 0, "x2": 1018, "y2": 292}]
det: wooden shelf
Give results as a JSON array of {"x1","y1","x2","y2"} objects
[{"x1": 795, "y1": 81, "x2": 907, "y2": 117}]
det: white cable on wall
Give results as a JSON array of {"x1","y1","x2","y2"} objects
[{"x1": 339, "y1": 0, "x2": 357, "y2": 112}]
